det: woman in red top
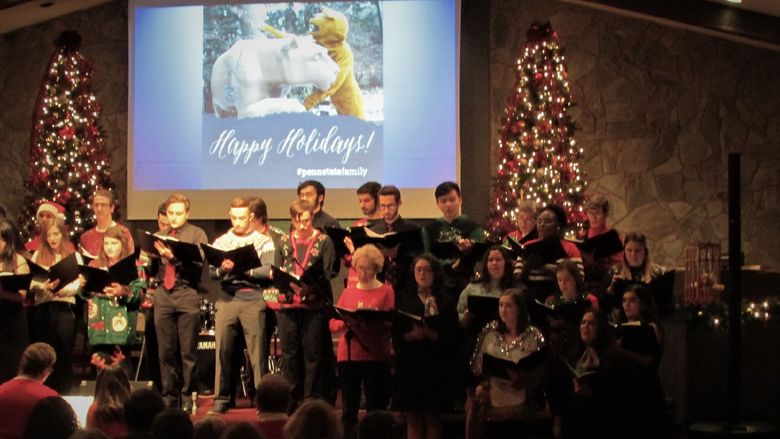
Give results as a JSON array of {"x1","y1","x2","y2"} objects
[{"x1": 329, "y1": 244, "x2": 394, "y2": 436}]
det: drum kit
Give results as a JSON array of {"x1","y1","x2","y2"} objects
[{"x1": 199, "y1": 297, "x2": 216, "y2": 335}]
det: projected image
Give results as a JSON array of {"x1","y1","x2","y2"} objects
[
  {"x1": 130, "y1": 0, "x2": 457, "y2": 212},
  {"x1": 204, "y1": 3, "x2": 383, "y2": 121}
]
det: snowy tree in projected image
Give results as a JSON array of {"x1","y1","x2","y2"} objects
[
  {"x1": 487, "y1": 21, "x2": 587, "y2": 239},
  {"x1": 18, "y1": 31, "x2": 115, "y2": 241}
]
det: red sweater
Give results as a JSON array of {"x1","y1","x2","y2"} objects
[
  {"x1": 329, "y1": 283, "x2": 394, "y2": 362},
  {"x1": 0, "y1": 378, "x2": 57, "y2": 439}
]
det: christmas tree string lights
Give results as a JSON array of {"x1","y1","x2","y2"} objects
[
  {"x1": 18, "y1": 30, "x2": 115, "y2": 241},
  {"x1": 487, "y1": 21, "x2": 587, "y2": 239}
]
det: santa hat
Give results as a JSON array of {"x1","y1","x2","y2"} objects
[{"x1": 36, "y1": 200, "x2": 66, "y2": 220}]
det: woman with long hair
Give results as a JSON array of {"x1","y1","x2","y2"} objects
[
  {"x1": 0, "y1": 219, "x2": 31, "y2": 383},
  {"x1": 617, "y1": 284, "x2": 668, "y2": 439},
  {"x1": 553, "y1": 260, "x2": 599, "y2": 312},
  {"x1": 457, "y1": 245, "x2": 515, "y2": 326},
  {"x1": 606, "y1": 233, "x2": 669, "y2": 318},
  {"x1": 87, "y1": 365, "x2": 132, "y2": 438},
  {"x1": 393, "y1": 253, "x2": 460, "y2": 439},
  {"x1": 84, "y1": 225, "x2": 145, "y2": 373},
  {"x1": 470, "y1": 288, "x2": 547, "y2": 439},
  {"x1": 28, "y1": 217, "x2": 80, "y2": 393},
  {"x1": 562, "y1": 310, "x2": 629, "y2": 439}
]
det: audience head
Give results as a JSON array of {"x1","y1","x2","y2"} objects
[
  {"x1": 283, "y1": 398, "x2": 342, "y2": 439},
  {"x1": 297, "y1": 180, "x2": 326, "y2": 211},
  {"x1": 516, "y1": 201, "x2": 537, "y2": 237},
  {"x1": 219, "y1": 423, "x2": 263, "y2": 439},
  {"x1": 498, "y1": 288, "x2": 530, "y2": 335},
  {"x1": 124, "y1": 388, "x2": 165, "y2": 434},
  {"x1": 151, "y1": 408, "x2": 193, "y2": 439},
  {"x1": 68, "y1": 429, "x2": 110, "y2": 439},
  {"x1": 19, "y1": 342, "x2": 56, "y2": 381},
  {"x1": 248, "y1": 196, "x2": 269, "y2": 227},
  {"x1": 23, "y1": 396, "x2": 78, "y2": 439},
  {"x1": 228, "y1": 196, "x2": 253, "y2": 236},
  {"x1": 193, "y1": 417, "x2": 227, "y2": 439},
  {"x1": 93, "y1": 365, "x2": 132, "y2": 425},
  {"x1": 356, "y1": 181, "x2": 382, "y2": 217},
  {"x1": 378, "y1": 185, "x2": 402, "y2": 223},
  {"x1": 352, "y1": 244, "x2": 384, "y2": 285},
  {"x1": 0, "y1": 219, "x2": 21, "y2": 266},
  {"x1": 434, "y1": 181, "x2": 462, "y2": 220},
  {"x1": 480, "y1": 245, "x2": 513, "y2": 289},
  {"x1": 622, "y1": 284, "x2": 657, "y2": 323},
  {"x1": 97, "y1": 225, "x2": 132, "y2": 266},
  {"x1": 536, "y1": 204, "x2": 567, "y2": 239},
  {"x1": 585, "y1": 194, "x2": 609, "y2": 230},
  {"x1": 36, "y1": 200, "x2": 66, "y2": 226},
  {"x1": 580, "y1": 310, "x2": 612, "y2": 350},
  {"x1": 623, "y1": 232, "x2": 649, "y2": 269},
  {"x1": 357, "y1": 411, "x2": 402, "y2": 439},
  {"x1": 255, "y1": 373, "x2": 292, "y2": 415},
  {"x1": 157, "y1": 202, "x2": 170, "y2": 233},
  {"x1": 555, "y1": 259, "x2": 586, "y2": 300},
  {"x1": 412, "y1": 253, "x2": 444, "y2": 296},
  {"x1": 91, "y1": 189, "x2": 117, "y2": 223},
  {"x1": 164, "y1": 193, "x2": 191, "y2": 229}
]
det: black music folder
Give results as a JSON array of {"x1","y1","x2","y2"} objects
[
  {"x1": 201, "y1": 243, "x2": 261, "y2": 273},
  {"x1": 356, "y1": 228, "x2": 423, "y2": 253},
  {"x1": 333, "y1": 306, "x2": 395, "y2": 323},
  {"x1": 577, "y1": 229, "x2": 623, "y2": 259},
  {"x1": 521, "y1": 237, "x2": 568, "y2": 266},
  {"x1": 138, "y1": 230, "x2": 202, "y2": 263},
  {"x1": 270, "y1": 258, "x2": 325, "y2": 294},
  {"x1": 608, "y1": 270, "x2": 675, "y2": 317},
  {"x1": 565, "y1": 359, "x2": 597, "y2": 380},
  {"x1": 324, "y1": 227, "x2": 355, "y2": 257},
  {"x1": 614, "y1": 321, "x2": 658, "y2": 355},
  {"x1": 79, "y1": 253, "x2": 139, "y2": 292},
  {"x1": 530, "y1": 298, "x2": 591, "y2": 324},
  {"x1": 481, "y1": 349, "x2": 547, "y2": 379},
  {"x1": 0, "y1": 273, "x2": 33, "y2": 291},
  {"x1": 28, "y1": 252, "x2": 83, "y2": 291}
]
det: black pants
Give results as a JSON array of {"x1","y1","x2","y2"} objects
[
  {"x1": 142, "y1": 307, "x2": 162, "y2": 390},
  {"x1": 154, "y1": 286, "x2": 200, "y2": 407},
  {"x1": 277, "y1": 308, "x2": 336, "y2": 408},
  {"x1": 0, "y1": 302, "x2": 27, "y2": 383},
  {"x1": 28, "y1": 301, "x2": 75, "y2": 394},
  {"x1": 338, "y1": 361, "x2": 391, "y2": 434}
]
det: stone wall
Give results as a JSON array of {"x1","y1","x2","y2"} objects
[
  {"x1": 1, "y1": 0, "x2": 779, "y2": 270},
  {"x1": 490, "y1": 0, "x2": 780, "y2": 269},
  {"x1": 0, "y1": 1, "x2": 128, "y2": 220}
]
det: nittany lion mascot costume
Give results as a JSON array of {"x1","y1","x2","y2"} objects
[{"x1": 265, "y1": 7, "x2": 365, "y2": 119}]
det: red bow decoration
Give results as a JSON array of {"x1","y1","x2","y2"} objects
[{"x1": 90, "y1": 346, "x2": 126, "y2": 370}]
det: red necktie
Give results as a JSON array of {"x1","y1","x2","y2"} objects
[{"x1": 163, "y1": 229, "x2": 176, "y2": 290}]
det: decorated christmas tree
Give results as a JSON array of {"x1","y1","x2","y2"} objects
[
  {"x1": 487, "y1": 21, "x2": 587, "y2": 238},
  {"x1": 18, "y1": 31, "x2": 115, "y2": 241}
]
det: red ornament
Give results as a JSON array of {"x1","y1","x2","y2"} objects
[{"x1": 59, "y1": 126, "x2": 76, "y2": 139}]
